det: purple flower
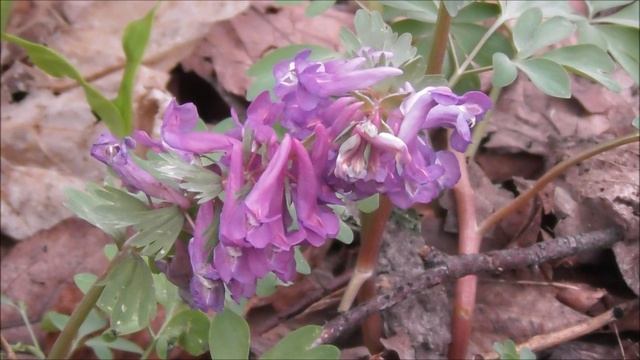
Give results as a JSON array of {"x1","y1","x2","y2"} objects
[
  {"x1": 188, "y1": 201, "x2": 225, "y2": 312},
  {"x1": 399, "y1": 87, "x2": 491, "y2": 152},
  {"x1": 161, "y1": 100, "x2": 239, "y2": 154},
  {"x1": 274, "y1": 49, "x2": 402, "y2": 111},
  {"x1": 90, "y1": 133, "x2": 190, "y2": 208}
]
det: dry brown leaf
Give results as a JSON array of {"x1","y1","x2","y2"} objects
[
  {"x1": 484, "y1": 73, "x2": 637, "y2": 157},
  {"x1": 0, "y1": 219, "x2": 110, "y2": 345},
  {"x1": 380, "y1": 331, "x2": 415, "y2": 360},
  {"x1": 4, "y1": 1, "x2": 249, "y2": 87},
  {"x1": 0, "y1": 67, "x2": 170, "y2": 240},
  {"x1": 469, "y1": 282, "x2": 590, "y2": 355},
  {"x1": 182, "y1": 2, "x2": 352, "y2": 96}
]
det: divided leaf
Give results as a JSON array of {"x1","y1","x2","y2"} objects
[
  {"x1": 543, "y1": 44, "x2": 620, "y2": 91},
  {"x1": 97, "y1": 254, "x2": 157, "y2": 335},
  {"x1": 160, "y1": 309, "x2": 210, "y2": 356}
]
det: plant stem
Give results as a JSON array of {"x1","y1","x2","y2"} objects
[
  {"x1": 140, "y1": 304, "x2": 178, "y2": 360},
  {"x1": 449, "y1": 18, "x2": 504, "y2": 87},
  {"x1": 48, "y1": 251, "x2": 126, "y2": 359},
  {"x1": 478, "y1": 132, "x2": 640, "y2": 236},
  {"x1": 1, "y1": 334, "x2": 17, "y2": 360},
  {"x1": 447, "y1": 150, "x2": 480, "y2": 360},
  {"x1": 460, "y1": 65, "x2": 493, "y2": 77},
  {"x1": 426, "y1": 2, "x2": 452, "y2": 75},
  {"x1": 464, "y1": 86, "x2": 502, "y2": 158},
  {"x1": 338, "y1": 195, "x2": 393, "y2": 312},
  {"x1": 16, "y1": 303, "x2": 44, "y2": 358}
]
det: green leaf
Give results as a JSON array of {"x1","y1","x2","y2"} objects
[
  {"x1": 65, "y1": 184, "x2": 148, "y2": 240},
  {"x1": 499, "y1": 1, "x2": 572, "y2": 20},
  {"x1": 543, "y1": 44, "x2": 620, "y2": 91},
  {"x1": 209, "y1": 308, "x2": 251, "y2": 360},
  {"x1": 452, "y1": 72, "x2": 481, "y2": 94},
  {"x1": 592, "y1": 1, "x2": 639, "y2": 28},
  {"x1": 153, "y1": 273, "x2": 180, "y2": 310},
  {"x1": 1, "y1": 34, "x2": 126, "y2": 136},
  {"x1": 454, "y1": 2, "x2": 500, "y2": 23},
  {"x1": 1, "y1": 0, "x2": 12, "y2": 33},
  {"x1": 597, "y1": 24, "x2": 639, "y2": 83},
  {"x1": 1, "y1": 293, "x2": 15, "y2": 307},
  {"x1": 379, "y1": 1, "x2": 438, "y2": 23},
  {"x1": 113, "y1": 6, "x2": 157, "y2": 135},
  {"x1": 162, "y1": 309, "x2": 210, "y2": 356},
  {"x1": 104, "y1": 244, "x2": 118, "y2": 261},
  {"x1": 356, "y1": 193, "x2": 379, "y2": 213},
  {"x1": 246, "y1": 44, "x2": 335, "y2": 100},
  {"x1": 633, "y1": 117, "x2": 639, "y2": 129},
  {"x1": 294, "y1": 247, "x2": 311, "y2": 275},
  {"x1": 492, "y1": 53, "x2": 518, "y2": 88},
  {"x1": 451, "y1": 23, "x2": 515, "y2": 66},
  {"x1": 86, "y1": 336, "x2": 144, "y2": 358},
  {"x1": 494, "y1": 339, "x2": 519, "y2": 359},
  {"x1": 74, "y1": 273, "x2": 98, "y2": 294},
  {"x1": 513, "y1": 7, "x2": 543, "y2": 53},
  {"x1": 141, "y1": 152, "x2": 222, "y2": 204},
  {"x1": 305, "y1": 0, "x2": 335, "y2": 17},
  {"x1": 577, "y1": 20, "x2": 608, "y2": 49},
  {"x1": 212, "y1": 117, "x2": 235, "y2": 133},
  {"x1": 336, "y1": 219, "x2": 354, "y2": 244},
  {"x1": 126, "y1": 206, "x2": 184, "y2": 259},
  {"x1": 516, "y1": 58, "x2": 571, "y2": 98},
  {"x1": 514, "y1": 9, "x2": 575, "y2": 58},
  {"x1": 41, "y1": 311, "x2": 69, "y2": 332},
  {"x1": 443, "y1": 0, "x2": 471, "y2": 17},
  {"x1": 261, "y1": 325, "x2": 340, "y2": 360},
  {"x1": 587, "y1": 0, "x2": 635, "y2": 17},
  {"x1": 256, "y1": 273, "x2": 279, "y2": 297},
  {"x1": 98, "y1": 254, "x2": 156, "y2": 334},
  {"x1": 519, "y1": 347, "x2": 537, "y2": 360}
]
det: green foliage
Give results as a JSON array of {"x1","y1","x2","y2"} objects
[
  {"x1": 1, "y1": 0, "x2": 12, "y2": 34},
  {"x1": 209, "y1": 308, "x2": 251, "y2": 360},
  {"x1": 246, "y1": 44, "x2": 335, "y2": 100},
  {"x1": 294, "y1": 247, "x2": 311, "y2": 275},
  {"x1": 493, "y1": 339, "x2": 536, "y2": 360},
  {"x1": 113, "y1": 5, "x2": 157, "y2": 133},
  {"x1": 356, "y1": 193, "x2": 380, "y2": 213},
  {"x1": 66, "y1": 184, "x2": 184, "y2": 258},
  {"x1": 256, "y1": 273, "x2": 280, "y2": 297},
  {"x1": 141, "y1": 152, "x2": 222, "y2": 204},
  {"x1": 543, "y1": 44, "x2": 619, "y2": 91},
  {"x1": 2, "y1": 33, "x2": 127, "y2": 135},
  {"x1": 633, "y1": 117, "x2": 640, "y2": 129},
  {"x1": 1, "y1": 7, "x2": 157, "y2": 136},
  {"x1": 586, "y1": 0, "x2": 635, "y2": 17},
  {"x1": 305, "y1": 0, "x2": 335, "y2": 17},
  {"x1": 351, "y1": 10, "x2": 417, "y2": 67},
  {"x1": 379, "y1": 1, "x2": 438, "y2": 23},
  {"x1": 516, "y1": 58, "x2": 571, "y2": 98},
  {"x1": 97, "y1": 253, "x2": 157, "y2": 334},
  {"x1": 443, "y1": 1, "x2": 472, "y2": 17},
  {"x1": 336, "y1": 218, "x2": 355, "y2": 244},
  {"x1": 492, "y1": 53, "x2": 518, "y2": 88},
  {"x1": 74, "y1": 273, "x2": 98, "y2": 294},
  {"x1": 85, "y1": 336, "x2": 144, "y2": 360},
  {"x1": 260, "y1": 325, "x2": 340, "y2": 360},
  {"x1": 159, "y1": 309, "x2": 210, "y2": 356},
  {"x1": 592, "y1": 1, "x2": 639, "y2": 27}
]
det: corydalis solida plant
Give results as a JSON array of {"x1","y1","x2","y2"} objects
[{"x1": 90, "y1": 36, "x2": 491, "y2": 314}]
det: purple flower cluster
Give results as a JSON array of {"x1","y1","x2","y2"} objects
[{"x1": 90, "y1": 49, "x2": 490, "y2": 312}]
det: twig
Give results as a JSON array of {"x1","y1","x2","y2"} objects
[
  {"x1": 478, "y1": 132, "x2": 640, "y2": 236},
  {"x1": 448, "y1": 151, "x2": 481, "y2": 359},
  {"x1": 480, "y1": 299, "x2": 639, "y2": 359},
  {"x1": 315, "y1": 228, "x2": 622, "y2": 346},
  {"x1": 1, "y1": 334, "x2": 17, "y2": 360}
]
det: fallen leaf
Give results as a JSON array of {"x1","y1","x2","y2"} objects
[
  {"x1": 380, "y1": 331, "x2": 415, "y2": 360},
  {"x1": 181, "y1": 2, "x2": 352, "y2": 96},
  {"x1": 0, "y1": 218, "x2": 110, "y2": 345},
  {"x1": 469, "y1": 281, "x2": 589, "y2": 355}
]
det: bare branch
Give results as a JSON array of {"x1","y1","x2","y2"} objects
[{"x1": 316, "y1": 228, "x2": 623, "y2": 345}]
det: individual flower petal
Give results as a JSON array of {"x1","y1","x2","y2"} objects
[
  {"x1": 161, "y1": 100, "x2": 238, "y2": 154},
  {"x1": 90, "y1": 133, "x2": 190, "y2": 208}
]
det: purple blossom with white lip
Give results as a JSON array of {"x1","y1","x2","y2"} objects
[{"x1": 90, "y1": 133, "x2": 190, "y2": 208}]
